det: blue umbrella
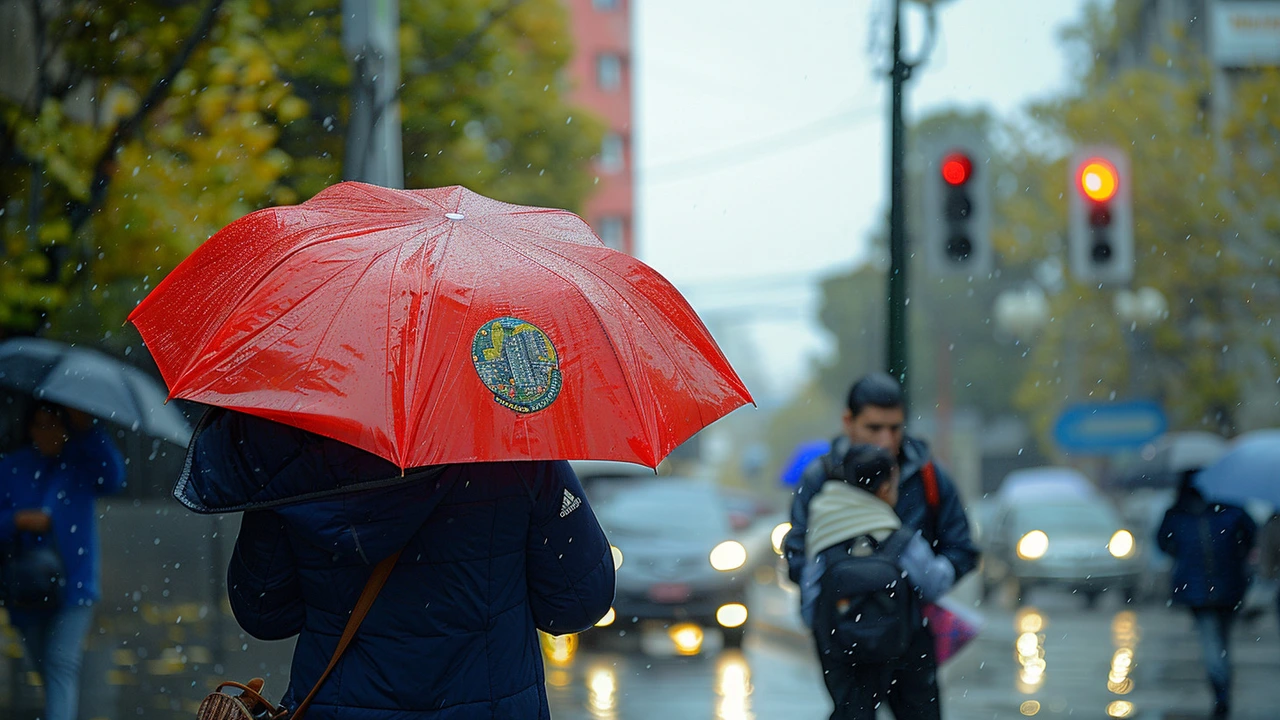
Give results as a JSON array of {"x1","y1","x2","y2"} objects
[
  {"x1": 1194, "y1": 432, "x2": 1280, "y2": 507},
  {"x1": 780, "y1": 438, "x2": 832, "y2": 488}
]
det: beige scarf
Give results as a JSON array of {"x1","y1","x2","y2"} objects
[{"x1": 806, "y1": 481, "x2": 901, "y2": 561}]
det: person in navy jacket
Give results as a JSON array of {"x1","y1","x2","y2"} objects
[
  {"x1": 0, "y1": 402, "x2": 125, "y2": 720},
  {"x1": 1157, "y1": 472, "x2": 1256, "y2": 719},
  {"x1": 179, "y1": 409, "x2": 615, "y2": 720}
]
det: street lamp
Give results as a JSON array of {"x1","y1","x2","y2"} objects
[
  {"x1": 994, "y1": 286, "x2": 1050, "y2": 341},
  {"x1": 884, "y1": 0, "x2": 946, "y2": 408},
  {"x1": 1113, "y1": 287, "x2": 1168, "y2": 328}
]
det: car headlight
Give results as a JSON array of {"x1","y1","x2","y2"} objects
[
  {"x1": 710, "y1": 540, "x2": 747, "y2": 572},
  {"x1": 1109, "y1": 530, "x2": 1135, "y2": 558},
  {"x1": 1017, "y1": 530, "x2": 1049, "y2": 560},
  {"x1": 770, "y1": 522, "x2": 791, "y2": 556}
]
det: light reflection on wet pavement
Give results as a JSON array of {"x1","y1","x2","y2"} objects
[{"x1": 546, "y1": 583, "x2": 1280, "y2": 719}]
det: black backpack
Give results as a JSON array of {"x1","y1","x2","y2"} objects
[{"x1": 813, "y1": 528, "x2": 919, "y2": 665}]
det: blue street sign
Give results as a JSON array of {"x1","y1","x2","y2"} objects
[{"x1": 1053, "y1": 400, "x2": 1167, "y2": 454}]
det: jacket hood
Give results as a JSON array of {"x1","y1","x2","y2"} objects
[
  {"x1": 176, "y1": 408, "x2": 451, "y2": 562},
  {"x1": 899, "y1": 434, "x2": 932, "y2": 480}
]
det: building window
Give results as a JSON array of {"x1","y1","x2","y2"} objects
[
  {"x1": 598, "y1": 217, "x2": 625, "y2": 251},
  {"x1": 600, "y1": 133, "x2": 624, "y2": 173},
  {"x1": 596, "y1": 54, "x2": 622, "y2": 92},
  {"x1": 592, "y1": 0, "x2": 618, "y2": 9}
]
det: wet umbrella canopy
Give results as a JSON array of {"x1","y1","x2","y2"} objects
[
  {"x1": 129, "y1": 183, "x2": 753, "y2": 469},
  {"x1": 1194, "y1": 432, "x2": 1280, "y2": 508},
  {"x1": 0, "y1": 337, "x2": 192, "y2": 446}
]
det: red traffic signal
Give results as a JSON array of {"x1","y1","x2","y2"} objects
[
  {"x1": 1067, "y1": 147, "x2": 1131, "y2": 284},
  {"x1": 1077, "y1": 158, "x2": 1119, "y2": 202},
  {"x1": 941, "y1": 153, "x2": 973, "y2": 186}
]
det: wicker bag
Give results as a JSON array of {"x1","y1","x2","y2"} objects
[{"x1": 196, "y1": 552, "x2": 400, "y2": 720}]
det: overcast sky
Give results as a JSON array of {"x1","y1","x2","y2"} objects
[{"x1": 632, "y1": 0, "x2": 1097, "y2": 401}]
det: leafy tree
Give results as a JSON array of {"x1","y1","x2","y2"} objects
[
  {"x1": 1006, "y1": 24, "x2": 1280, "y2": 442},
  {"x1": 1, "y1": 0, "x2": 603, "y2": 340},
  {"x1": 791, "y1": 9, "x2": 1280, "y2": 465}
]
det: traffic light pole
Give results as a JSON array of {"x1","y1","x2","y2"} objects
[
  {"x1": 885, "y1": 0, "x2": 912, "y2": 404},
  {"x1": 886, "y1": 0, "x2": 909, "y2": 399},
  {"x1": 884, "y1": 0, "x2": 938, "y2": 409}
]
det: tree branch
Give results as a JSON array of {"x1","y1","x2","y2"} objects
[
  {"x1": 67, "y1": 0, "x2": 226, "y2": 234},
  {"x1": 414, "y1": 0, "x2": 525, "y2": 75}
]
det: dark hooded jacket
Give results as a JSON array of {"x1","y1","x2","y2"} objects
[
  {"x1": 1156, "y1": 487, "x2": 1256, "y2": 609},
  {"x1": 783, "y1": 434, "x2": 979, "y2": 586},
  {"x1": 178, "y1": 409, "x2": 615, "y2": 720}
]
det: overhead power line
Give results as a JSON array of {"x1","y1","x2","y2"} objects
[{"x1": 640, "y1": 105, "x2": 881, "y2": 183}]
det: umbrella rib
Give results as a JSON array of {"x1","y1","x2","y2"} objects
[
  {"x1": 168, "y1": 218, "x2": 419, "y2": 383},
  {"x1": 180, "y1": 260, "x2": 370, "y2": 394},
  {"x1": 526, "y1": 241, "x2": 752, "y2": 448},
  {"x1": 534, "y1": 249, "x2": 691, "y2": 456},
  {"x1": 466, "y1": 224, "x2": 663, "y2": 460},
  {"x1": 403, "y1": 219, "x2": 453, "y2": 447},
  {"x1": 414, "y1": 226, "x2": 486, "y2": 461},
  {"x1": 291, "y1": 245, "x2": 404, "y2": 410}
]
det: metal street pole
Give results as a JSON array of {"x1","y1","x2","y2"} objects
[
  {"x1": 886, "y1": 0, "x2": 909, "y2": 400},
  {"x1": 342, "y1": 0, "x2": 404, "y2": 187},
  {"x1": 883, "y1": 0, "x2": 938, "y2": 411}
]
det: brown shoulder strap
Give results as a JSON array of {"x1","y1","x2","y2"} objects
[{"x1": 291, "y1": 550, "x2": 402, "y2": 720}]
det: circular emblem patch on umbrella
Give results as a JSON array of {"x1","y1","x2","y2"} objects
[{"x1": 471, "y1": 317, "x2": 563, "y2": 413}]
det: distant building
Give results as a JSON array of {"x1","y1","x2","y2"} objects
[
  {"x1": 1112, "y1": 0, "x2": 1280, "y2": 433},
  {"x1": 1113, "y1": 0, "x2": 1280, "y2": 109},
  {"x1": 562, "y1": 0, "x2": 635, "y2": 255}
]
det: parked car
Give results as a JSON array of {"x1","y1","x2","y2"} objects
[
  {"x1": 583, "y1": 478, "x2": 756, "y2": 648},
  {"x1": 982, "y1": 495, "x2": 1142, "y2": 608}
]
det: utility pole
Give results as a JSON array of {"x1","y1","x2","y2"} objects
[
  {"x1": 886, "y1": 0, "x2": 909, "y2": 398},
  {"x1": 884, "y1": 0, "x2": 938, "y2": 408},
  {"x1": 342, "y1": 0, "x2": 404, "y2": 187}
]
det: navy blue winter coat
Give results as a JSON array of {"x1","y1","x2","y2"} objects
[
  {"x1": 1156, "y1": 494, "x2": 1256, "y2": 609},
  {"x1": 177, "y1": 409, "x2": 615, "y2": 720}
]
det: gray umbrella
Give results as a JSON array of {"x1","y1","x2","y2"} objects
[
  {"x1": 1118, "y1": 431, "x2": 1229, "y2": 489},
  {"x1": 0, "y1": 337, "x2": 191, "y2": 446}
]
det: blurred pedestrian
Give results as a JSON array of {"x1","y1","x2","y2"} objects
[
  {"x1": 185, "y1": 409, "x2": 616, "y2": 720},
  {"x1": 784, "y1": 372, "x2": 979, "y2": 626},
  {"x1": 1257, "y1": 512, "x2": 1280, "y2": 632},
  {"x1": 808, "y1": 443, "x2": 956, "y2": 719},
  {"x1": 0, "y1": 402, "x2": 125, "y2": 720},
  {"x1": 1157, "y1": 471, "x2": 1257, "y2": 719}
]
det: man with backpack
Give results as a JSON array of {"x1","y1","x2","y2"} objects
[
  {"x1": 784, "y1": 373, "x2": 979, "y2": 715},
  {"x1": 808, "y1": 443, "x2": 956, "y2": 719}
]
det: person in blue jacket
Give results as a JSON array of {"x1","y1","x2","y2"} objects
[
  {"x1": 0, "y1": 402, "x2": 125, "y2": 720},
  {"x1": 179, "y1": 408, "x2": 616, "y2": 720},
  {"x1": 1157, "y1": 472, "x2": 1256, "y2": 719}
]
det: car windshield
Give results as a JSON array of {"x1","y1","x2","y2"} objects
[
  {"x1": 593, "y1": 480, "x2": 730, "y2": 541},
  {"x1": 1014, "y1": 503, "x2": 1120, "y2": 534}
]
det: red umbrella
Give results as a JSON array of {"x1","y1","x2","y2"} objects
[{"x1": 129, "y1": 183, "x2": 752, "y2": 469}]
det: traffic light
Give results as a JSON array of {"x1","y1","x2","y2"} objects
[
  {"x1": 1068, "y1": 147, "x2": 1133, "y2": 284},
  {"x1": 923, "y1": 133, "x2": 990, "y2": 277}
]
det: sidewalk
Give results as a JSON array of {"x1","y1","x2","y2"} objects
[
  {"x1": 748, "y1": 577, "x2": 1280, "y2": 720},
  {"x1": 747, "y1": 576, "x2": 811, "y2": 647}
]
